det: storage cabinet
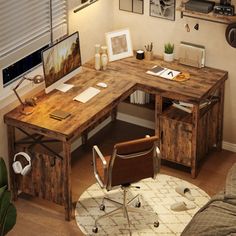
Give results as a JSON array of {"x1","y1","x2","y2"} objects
[
  {"x1": 160, "y1": 100, "x2": 219, "y2": 172},
  {"x1": 160, "y1": 108, "x2": 192, "y2": 166}
]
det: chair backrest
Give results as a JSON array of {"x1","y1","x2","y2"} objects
[{"x1": 106, "y1": 136, "x2": 160, "y2": 190}]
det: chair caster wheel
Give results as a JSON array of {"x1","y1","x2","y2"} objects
[
  {"x1": 100, "y1": 204, "x2": 105, "y2": 211},
  {"x1": 92, "y1": 226, "x2": 98, "y2": 233},
  {"x1": 154, "y1": 221, "x2": 159, "y2": 227},
  {"x1": 135, "y1": 201, "x2": 141, "y2": 208}
]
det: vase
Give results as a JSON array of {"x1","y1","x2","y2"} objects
[
  {"x1": 163, "y1": 53, "x2": 174, "y2": 62},
  {"x1": 101, "y1": 46, "x2": 108, "y2": 70},
  {"x1": 95, "y1": 44, "x2": 101, "y2": 70}
]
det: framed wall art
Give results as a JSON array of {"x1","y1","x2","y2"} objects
[
  {"x1": 74, "y1": 0, "x2": 98, "y2": 13},
  {"x1": 119, "y1": 0, "x2": 144, "y2": 14},
  {"x1": 105, "y1": 28, "x2": 133, "y2": 62},
  {"x1": 150, "y1": 0, "x2": 175, "y2": 21}
]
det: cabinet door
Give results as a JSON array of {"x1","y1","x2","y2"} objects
[{"x1": 160, "y1": 117, "x2": 192, "y2": 166}]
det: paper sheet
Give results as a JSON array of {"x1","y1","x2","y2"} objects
[{"x1": 146, "y1": 66, "x2": 180, "y2": 80}]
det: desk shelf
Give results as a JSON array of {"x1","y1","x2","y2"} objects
[
  {"x1": 178, "y1": 6, "x2": 236, "y2": 24},
  {"x1": 124, "y1": 95, "x2": 173, "y2": 111}
]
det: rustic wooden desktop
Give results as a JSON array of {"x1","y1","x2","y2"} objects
[{"x1": 4, "y1": 56, "x2": 228, "y2": 221}]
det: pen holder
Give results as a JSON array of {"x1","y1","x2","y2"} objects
[{"x1": 145, "y1": 51, "x2": 153, "y2": 61}]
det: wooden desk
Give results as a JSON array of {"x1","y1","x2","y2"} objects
[{"x1": 4, "y1": 56, "x2": 228, "y2": 221}]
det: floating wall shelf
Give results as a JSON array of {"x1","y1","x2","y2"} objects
[{"x1": 178, "y1": 6, "x2": 236, "y2": 25}]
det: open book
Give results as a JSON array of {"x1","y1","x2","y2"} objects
[{"x1": 146, "y1": 66, "x2": 180, "y2": 80}]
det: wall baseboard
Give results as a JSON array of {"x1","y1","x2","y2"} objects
[
  {"x1": 70, "y1": 112, "x2": 236, "y2": 154},
  {"x1": 117, "y1": 112, "x2": 155, "y2": 129},
  {"x1": 222, "y1": 141, "x2": 236, "y2": 153},
  {"x1": 70, "y1": 117, "x2": 111, "y2": 153}
]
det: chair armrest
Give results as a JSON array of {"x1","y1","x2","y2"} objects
[
  {"x1": 93, "y1": 145, "x2": 108, "y2": 188},
  {"x1": 154, "y1": 146, "x2": 161, "y2": 177},
  {"x1": 93, "y1": 145, "x2": 107, "y2": 165}
]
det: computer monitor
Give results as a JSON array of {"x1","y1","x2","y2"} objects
[{"x1": 42, "y1": 31, "x2": 82, "y2": 94}]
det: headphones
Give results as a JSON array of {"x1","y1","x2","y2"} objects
[{"x1": 12, "y1": 152, "x2": 31, "y2": 176}]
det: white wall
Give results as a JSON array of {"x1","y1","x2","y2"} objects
[
  {"x1": 68, "y1": 0, "x2": 114, "y2": 63},
  {"x1": 112, "y1": 0, "x2": 236, "y2": 145}
]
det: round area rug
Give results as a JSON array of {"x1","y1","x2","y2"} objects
[{"x1": 75, "y1": 174, "x2": 210, "y2": 235}]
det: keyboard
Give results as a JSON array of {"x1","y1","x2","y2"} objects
[{"x1": 73, "y1": 87, "x2": 100, "y2": 103}]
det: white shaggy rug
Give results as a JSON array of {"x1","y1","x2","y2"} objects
[{"x1": 75, "y1": 174, "x2": 210, "y2": 235}]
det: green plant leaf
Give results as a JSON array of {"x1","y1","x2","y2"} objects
[
  {"x1": 0, "y1": 158, "x2": 8, "y2": 188},
  {"x1": 1, "y1": 203, "x2": 17, "y2": 236},
  {"x1": 164, "y1": 43, "x2": 174, "y2": 54},
  {"x1": 0, "y1": 191, "x2": 11, "y2": 226},
  {"x1": 0, "y1": 158, "x2": 16, "y2": 236},
  {"x1": 0, "y1": 186, "x2": 7, "y2": 198}
]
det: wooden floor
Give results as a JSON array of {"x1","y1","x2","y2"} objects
[{"x1": 8, "y1": 120, "x2": 236, "y2": 236}]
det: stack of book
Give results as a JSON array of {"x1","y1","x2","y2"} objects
[
  {"x1": 172, "y1": 100, "x2": 210, "y2": 113},
  {"x1": 130, "y1": 90, "x2": 150, "y2": 105}
]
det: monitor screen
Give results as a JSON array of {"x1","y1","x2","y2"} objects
[{"x1": 42, "y1": 32, "x2": 82, "y2": 93}]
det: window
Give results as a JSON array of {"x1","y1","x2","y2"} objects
[
  {"x1": 0, "y1": 0, "x2": 68, "y2": 80},
  {"x1": 2, "y1": 45, "x2": 49, "y2": 87}
]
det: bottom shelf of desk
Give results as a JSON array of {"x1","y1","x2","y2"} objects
[{"x1": 16, "y1": 148, "x2": 64, "y2": 206}]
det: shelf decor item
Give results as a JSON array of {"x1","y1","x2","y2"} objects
[
  {"x1": 105, "y1": 28, "x2": 133, "y2": 62},
  {"x1": 150, "y1": 0, "x2": 176, "y2": 21},
  {"x1": 94, "y1": 44, "x2": 101, "y2": 71},
  {"x1": 164, "y1": 42, "x2": 174, "y2": 62},
  {"x1": 101, "y1": 46, "x2": 108, "y2": 70},
  {"x1": 13, "y1": 75, "x2": 44, "y2": 115},
  {"x1": 145, "y1": 42, "x2": 153, "y2": 60}
]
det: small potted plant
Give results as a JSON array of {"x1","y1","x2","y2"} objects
[{"x1": 164, "y1": 43, "x2": 174, "y2": 62}]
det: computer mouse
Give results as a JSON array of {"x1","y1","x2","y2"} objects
[{"x1": 96, "y1": 82, "x2": 107, "y2": 88}]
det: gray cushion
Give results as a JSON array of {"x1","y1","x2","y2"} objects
[{"x1": 225, "y1": 163, "x2": 236, "y2": 199}]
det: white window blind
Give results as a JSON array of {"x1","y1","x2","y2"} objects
[{"x1": 0, "y1": 0, "x2": 67, "y2": 62}]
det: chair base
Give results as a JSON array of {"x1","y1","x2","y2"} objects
[{"x1": 93, "y1": 186, "x2": 159, "y2": 235}]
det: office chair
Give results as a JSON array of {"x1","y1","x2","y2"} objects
[{"x1": 92, "y1": 135, "x2": 161, "y2": 234}]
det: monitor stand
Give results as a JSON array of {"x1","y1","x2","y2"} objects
[
  {"x1": 45, "y1": 66, "x2": 82, "y2": 94},
  {"x1": 56, "y1": 83, "x2": 74, "y2": 93}
]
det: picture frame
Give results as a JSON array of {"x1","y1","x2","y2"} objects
[
  {"x1": 73, "y1": 0, "x2": 98, "y2": 13},
  {"x1": 119, "y1": 0, "x2": 144, "y2": 14},
  {"x1": 105, "y1": 28, "x2": 133, "y2": 62},
  {"x1": 149, "y1": 0, "x2": 175, "y2": 21}
]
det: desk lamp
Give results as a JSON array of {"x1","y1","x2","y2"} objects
[{"x1": 13, "y1": 75, "x2": 44, "y2": 115}]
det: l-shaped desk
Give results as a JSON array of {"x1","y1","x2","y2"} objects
[{"x1": 4, "y1": 56, "x2": 228, "y2": 221}]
